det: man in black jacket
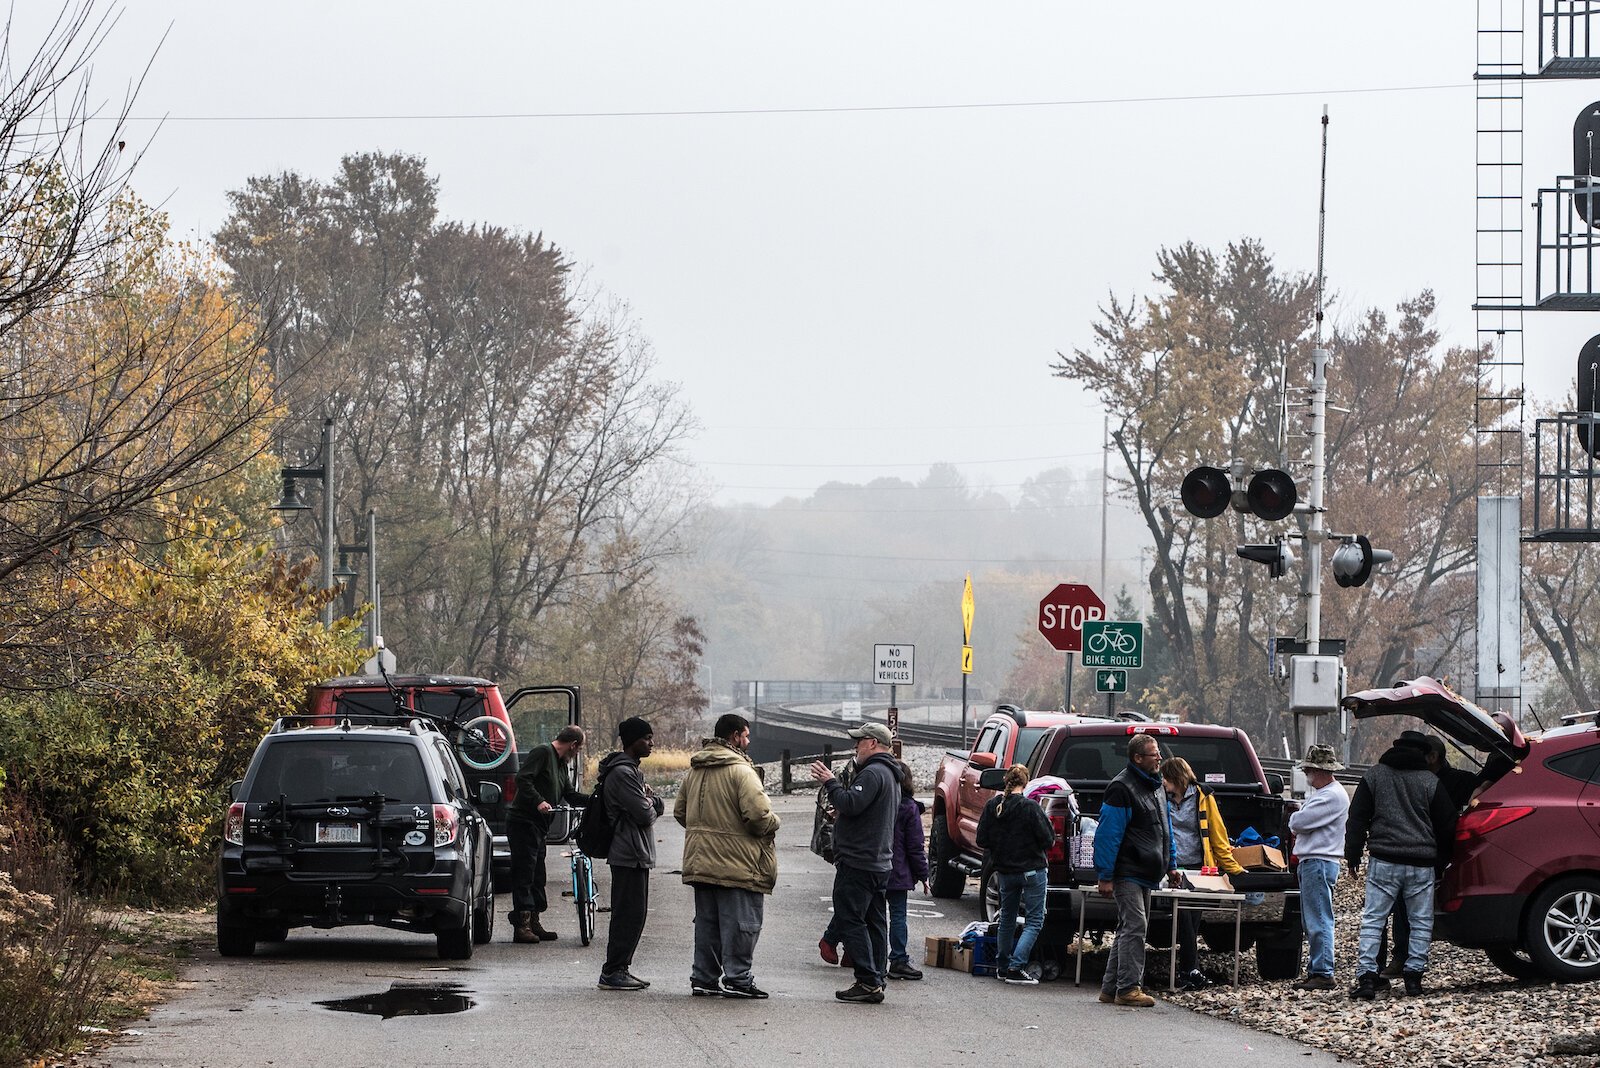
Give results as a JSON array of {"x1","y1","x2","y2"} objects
[
  {"x1": 810, "y1": 723, "x2": 900, "y2": 1005},
  {"x1": 506, "y1": 724, "x2": 586, "y2": 943},
  {"x1": 1346, "y1": 730, "x2": 1458, "y2": 1000}
]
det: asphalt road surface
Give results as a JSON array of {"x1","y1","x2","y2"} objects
[{"x1": 96, "y1": 794, "x2": 1341, "y2": 1068}]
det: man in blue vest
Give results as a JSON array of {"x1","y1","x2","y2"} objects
[{"x1": 1093, "y1": 732, "x2": 1177, "y2": 1007}]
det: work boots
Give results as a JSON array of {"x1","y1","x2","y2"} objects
[{"x1": 511, "y1": 911, "x2": 541, "y2": 944}]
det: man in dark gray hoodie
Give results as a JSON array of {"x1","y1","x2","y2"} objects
[
  {"x1": 1345, "y1": 730, "x2": 1457, "y2": 1000},
  {"x1": 810, "y1": 723, "x2": 900, "y2": 1004},
  {"x1": 597, "y1": 716, "x2": 665, "y2": 992}
]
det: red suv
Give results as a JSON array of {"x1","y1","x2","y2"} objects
[{"x1": 1338, "y1": 677, "x2": 1600, "y2": 981}]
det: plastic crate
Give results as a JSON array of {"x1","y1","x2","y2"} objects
[{"x1": 964, "y1": 931, "x2": 999, "y2": 977}]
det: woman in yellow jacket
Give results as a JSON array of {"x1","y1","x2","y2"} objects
[{"x1": 1161, "y1": 756, "x2": 1246, "y2": 990}]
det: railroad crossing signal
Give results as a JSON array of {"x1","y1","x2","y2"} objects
[
  {"x1": 1080, "y1": 620, "x2": 1143, "y2": 669},
  {"x1": 1095, "y1": 669, "x2": 1127, "y2": 694}
]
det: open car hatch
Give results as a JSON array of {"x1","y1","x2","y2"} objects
[{"x1": 1340, "y1": 676, "x2": 1529, "y2": 762}]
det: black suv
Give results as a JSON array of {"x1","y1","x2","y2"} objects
[{"x1": 217, "y1": 715, "x2": 498, "y2": 959}]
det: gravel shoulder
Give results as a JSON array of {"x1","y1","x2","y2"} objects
[{"x1": 867, "y1": 747, "x2": 1600, "y2": 1068}]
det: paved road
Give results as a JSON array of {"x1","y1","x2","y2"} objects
[{"x1": 97, "y1": 794, "x2": 1340, "y2": 1067}]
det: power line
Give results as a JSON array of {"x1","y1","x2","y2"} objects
[
  {"x1": 679, "y1": 452, "x2": 1087, "y2": 469},
  {"x1": 110, "y1": 82, "x2": 1468, "y2": 124}
]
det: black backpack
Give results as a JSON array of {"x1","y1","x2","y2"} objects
[{"x1": 575, "y1": 766, "x2": 615, "y2": 859}]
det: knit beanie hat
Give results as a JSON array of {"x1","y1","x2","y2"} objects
[{"x1": 618, "y1": 716, "x2": 653, "y2": 747}]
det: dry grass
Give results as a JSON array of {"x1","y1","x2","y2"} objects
[{"x1": 583, "y1": 746, "x2": 696, "y2": 786}]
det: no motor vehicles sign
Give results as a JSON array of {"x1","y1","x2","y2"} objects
[{"x1": 873, "y1": 644, "x2": 915, "y2": 686}]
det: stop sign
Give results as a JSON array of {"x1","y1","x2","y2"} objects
[{"x1": 1037, "y1": 583, "x2": 1106, "y2": 653}]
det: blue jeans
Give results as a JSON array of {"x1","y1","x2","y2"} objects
[
  {"x1": 996, "y1": 869, "x2": 1048, "y2": 971},
  {"x1": 1297, "y1": 858, "x2": 1339, "y2": 978},
  {"x1": 887, "y1": 889, "x2": 910, "y2": 965},
  {"x1": 1358, "y1": 857, "x2": 1435, "y2": 974}
]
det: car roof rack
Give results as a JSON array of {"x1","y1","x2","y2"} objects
[
  {"x1": 271, "y1": 713, "x2": 440, "y2": 737},
  {"x1": 1559, "y1": 709, "x2": 1600, "y2": 725}
]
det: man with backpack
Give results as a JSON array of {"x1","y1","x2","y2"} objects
[
  {"x1": 674, "y1": 713, "x2": 780, "y2": 998},
  {"x1": 506, "y1": 724, "x2": 587, "y2": 944},
  {"x1": 596, "y1": 716, "x2": 665, "y2": 992}
]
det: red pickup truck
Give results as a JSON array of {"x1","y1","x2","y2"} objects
[
  {"x1": 928, "y1": 705, "x2": 1086, "y2": 897},
  {"x1": 932, "y1": 708, "x2": 1306, "y2": 979}
]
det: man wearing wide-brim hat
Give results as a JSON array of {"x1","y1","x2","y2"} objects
[{"x1": 1288, "y1": 744, "x2": 1348, "y2": 991}]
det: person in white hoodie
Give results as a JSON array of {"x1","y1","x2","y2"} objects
[{"x1": 1288, "y1": 744, "x2": 1350, "y2": 991}]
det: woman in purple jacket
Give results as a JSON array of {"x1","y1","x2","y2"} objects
[{"x1": 887, "y1": 761, "x2": 930, "y2": 980}]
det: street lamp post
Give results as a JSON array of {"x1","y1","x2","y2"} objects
[
  {"x1": 333, "y1": 509, "x2": 382, "y2": 649},
  {"x1": 273, "y1": 417, "x2": 336, "y2": 627}
]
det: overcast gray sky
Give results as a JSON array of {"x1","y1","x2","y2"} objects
[{"x1": 20, "y1": 1, "x2": 1590, "y2": 506}]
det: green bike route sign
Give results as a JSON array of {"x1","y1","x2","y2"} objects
[{"x1": 1080, "y1": 620, "x2": 1143, "y2": 669}]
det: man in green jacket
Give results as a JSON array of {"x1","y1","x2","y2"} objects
[
  {"x1": 673, "y1": 713, "x2": 780, "y2": 999},
  {"x1": 507, "y1": 724, "x2": 586, "y2": 944}
]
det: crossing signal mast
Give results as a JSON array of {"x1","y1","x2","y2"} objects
[{"x1": 1177, "y1": 109, "x2": 1394, "y2": 757}]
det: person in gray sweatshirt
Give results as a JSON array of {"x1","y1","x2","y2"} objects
[
  {"x1": 810, "y1": 724, "x2": 900, "y2": 1004},
  {"x1": 1288, "y1": 744, "x2": 1349, "y2": 991},
  {"x1": 1345, "y1": 730, "x2": 1457, "y2": 1000}
]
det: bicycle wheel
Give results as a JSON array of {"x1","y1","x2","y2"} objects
[
  {"x1": 575, "y1": 855, "x2": 595, "y2": 946},
  {"x1": 456, "y1": 715, "x2": 514, "y2": 771}
]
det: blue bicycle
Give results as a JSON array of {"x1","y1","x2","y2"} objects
[{"x1": 552, "y1": 806, "x2": 597, "y2": 946}]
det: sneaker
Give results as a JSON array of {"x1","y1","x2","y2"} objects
[
  {"x1": 623, "y1": 970, "x2": 651, "y2": 989},
  {"x1": 720, "y1": 980, "x2": 769, "y2": 999},
  {"x1": 1177, "y1": 969, "x2": 1211, "y2": 991},
  {"x1": 887, "y1": 961, "x2": 924, "y2": 981},
  {"x1": 690, "y1": 979, "x2": 721, "y2": 997},
  {"x1": 818, "y1": 938, "x2": 840, "y2": 966},
  {"x1": 1097, "y1": 990, "x2": 1116, "y2": 1004},
  {"x1": 598, "y1": 972, "x2": 648, "y2": 991},
  {"x1": 1350, "y1": 972, "x2": 1378, "y2": 1001},
  {"x1": 1401, "y1": 970, "x2": 1424, "y2": 997},
  {"x1": 1114, "y1": 986, "x2": 1156, "y2": 1007},
  {"x1": 1002, "y1": 967, "x2": 1039, "y2": 986},
  {"x1": 1293, "y1": 974, "x2": 1336, "y2": 991},
  {"x1": 835, "y1": 982, "x2": 885, "y2": 1004}
]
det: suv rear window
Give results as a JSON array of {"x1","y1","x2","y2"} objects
[
  {"x1": 248, "y1": 740, "x2": 432, "y2": 803},
  {"x1": 1048, "y1": 736, "x2": 1257, "y2": 784}
]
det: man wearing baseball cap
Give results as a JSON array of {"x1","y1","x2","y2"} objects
[
  {"x1": 1288, "y1": 744, "x2": 1349, "y2": 991},
  {"x1": 810, "y1": 723, "x2": 901, "y2": 1004}
]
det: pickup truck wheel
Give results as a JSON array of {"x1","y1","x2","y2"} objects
[
  {"x1": 928, "y1": 817, "x2": 966, "y2": 899},
  {"x1": 1526, "y1": 876, "x2": 1600, "y2": 982},
  {"x1": 1486, "y1": 945, "x2": 1544, "y2": 981},
  {"x1": 1254, "y1": 933, "x2": 1302, "y2": 981}
]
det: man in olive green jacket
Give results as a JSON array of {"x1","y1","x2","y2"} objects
[{"x1": 673, "y1": 713, "x2": 780, "y2": 999}]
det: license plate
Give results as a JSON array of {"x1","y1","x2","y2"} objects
[{"x1": 316, "y1": 821, "x2": 361, "y2": 844}]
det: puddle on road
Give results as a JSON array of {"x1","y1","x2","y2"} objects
[{"x1": 317, "y1": 981, "x2": 475, "y2": 1019}]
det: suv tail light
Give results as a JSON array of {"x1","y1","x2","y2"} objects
[
  {"x1": 1046, "y1": 811, "x2": 1069, "y2": 863},
  {"x1": 225, "y1": 803, "x2": 245, "y2": 845},
  {"x1": 433, "y1": 804, "x2": 460, "y2": 847},
  {"x1": 1455, "y1": 804, "x2": 1534, "y2": 842}
]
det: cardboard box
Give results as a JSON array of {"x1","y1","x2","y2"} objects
[
  {"x1": 949, "y1": 945, "x2": 974, "y2": 973},
  {"x1": 924, "y1": 935, "x2": 957, "y2": 968},
  {"x1": 1178, "y1": 869, "x2": 1234, "y2": 893},
  {"x1": 1233, "y1": 844, "x2": 1287, "y2": 871}
]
